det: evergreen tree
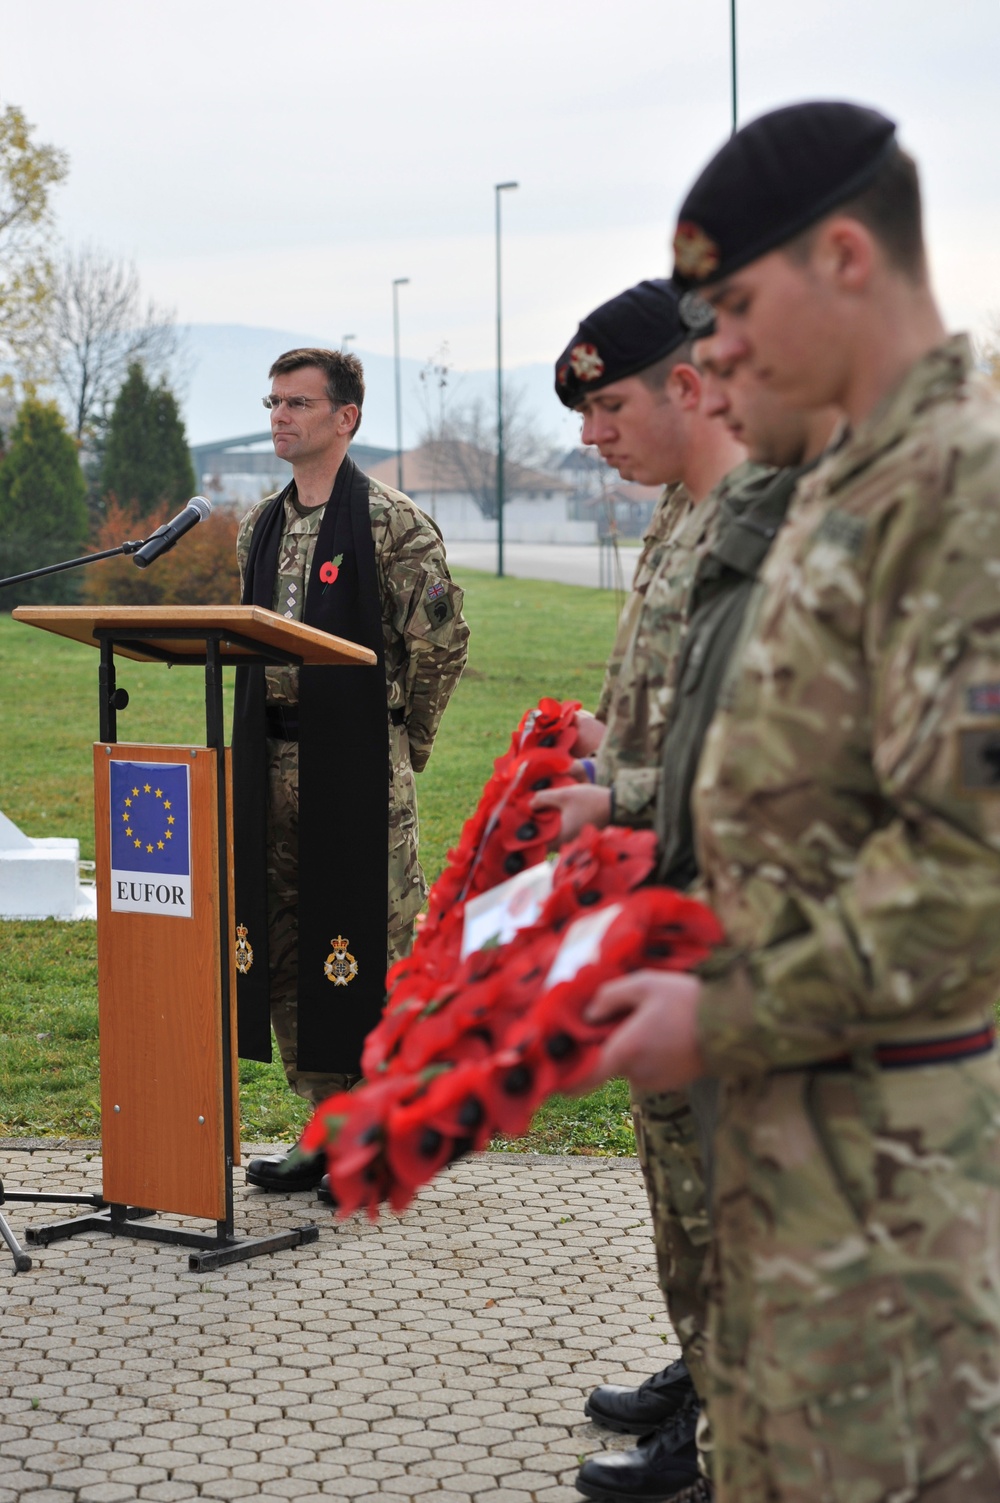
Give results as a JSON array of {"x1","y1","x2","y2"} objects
[
  {"x1": 0, "y1": 397, "x2": 88, "y2": 609},
  {"x1": 100, "y1": 362, "x2": 195, "y2": 517}
]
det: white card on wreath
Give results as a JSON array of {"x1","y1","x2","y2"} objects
[
  {"x1": 460, "y1": 861, "x2": 555, "y2": 959},
  {"x1": 544, "y1": 902, "x2": 623, "y2": 988}
]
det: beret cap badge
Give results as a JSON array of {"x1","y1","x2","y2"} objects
[
  {"x1": 569, "y1": 342, "x2": 605, "y2": 382},
  {"x1": 678, "y1": 291, "x2": 716, "y2": 337},
  {"x1": 673, "y1": 222, "x2": 721, "y2": 282}
]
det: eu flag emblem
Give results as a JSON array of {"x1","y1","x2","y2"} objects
[{"x1": 109, "y1": 761, "x2": 192, "y2": 917}]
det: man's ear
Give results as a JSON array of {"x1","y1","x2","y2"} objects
[
  {"x1": 667, "y1": 362, "x2": 702, "y2": 410},
  {"x1": 813, "y1": 215, "x2": 876, "y2": 294},
  {"x1": 339, "y1": 404, "x2": 361, "y2": 435}
]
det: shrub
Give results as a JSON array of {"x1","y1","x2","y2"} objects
[{"x1": 82, "y1": 496, "x2": 240, "y2": 606}]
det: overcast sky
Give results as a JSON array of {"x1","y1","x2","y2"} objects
[{"x1": 4, "y1": 0, "x2": 999, "y2": 382}]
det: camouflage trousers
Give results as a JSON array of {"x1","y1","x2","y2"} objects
[
  {"x1": 632, "y1": 1087, "x2": 712, "y2": 1398},
  {"x1": 266, "y1": 737, "x2": 421, "y2": 1108},
  {"x1": 706, "y1": 1052, "x2": 1000, "y2": 1503}
]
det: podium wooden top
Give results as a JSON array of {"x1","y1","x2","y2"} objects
[{"x1": 11, "y1": 605, "x2": 377, "y2": 667}]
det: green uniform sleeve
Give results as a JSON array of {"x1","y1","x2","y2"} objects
[
  {"x1": 377, "y1": 490, "x2": 470, "y2": 773},
  {"x1": 610, "y1": 767, "x2": 659, "y2": 826},
  {"x1": 236, "y1": 501, "x2": 268, "y2": 595}
]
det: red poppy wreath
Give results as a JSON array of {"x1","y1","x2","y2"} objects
[{"x1": 301, "y1": 698, "x2": 723, "y2": 1219}]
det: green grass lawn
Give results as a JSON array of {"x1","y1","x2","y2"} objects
[{"x1": 0, "y1": 571, "x2": 636, "y2": 1153}]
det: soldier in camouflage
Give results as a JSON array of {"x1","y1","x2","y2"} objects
[
  {"x1": 590, "y1": 104, "x2": 1000, "y2": 1501},
  {"x1": 544, "y1": 281, "x2": 747, "y2": 1503},
  {"x1": 241, "y1": 349, "x2": 468, "y2": 1194},
  {"x1": 568, "y1": 321, "x2": 839, "y2": 1503}
]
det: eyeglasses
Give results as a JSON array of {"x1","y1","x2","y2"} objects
[{"x1": 261, "y1": 395, "x2": 331, "y2": 412}]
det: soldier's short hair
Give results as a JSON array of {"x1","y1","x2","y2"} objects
[
  {"x1": 268, "y1": 347, "x2": 365, "y2": 436},
  {"x1": 636, "y1": 341, "x2": 695, "y2": 396},
  {"x1": 787, "y1": 148, "x2": 926, "y2": 282}
]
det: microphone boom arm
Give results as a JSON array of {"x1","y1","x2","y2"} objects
[{"x1": 0, "y1": 537, "x2": 149, "y2": 591}]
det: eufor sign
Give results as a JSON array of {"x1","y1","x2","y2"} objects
[{"x1": 109, "y1": 761, "x2": 193, "y2": 917}]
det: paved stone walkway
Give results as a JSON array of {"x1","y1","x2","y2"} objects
[{"x1": 0, "y1": 1144, "x2": 674, "y2": 1502}]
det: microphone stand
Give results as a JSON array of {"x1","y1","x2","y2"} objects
[
  {"x1": 0, "y1": 531, "x2": 153, "y2": 1266},
  {"x1": 0, "y1": 535, "x2": 150, "y2": 591}
]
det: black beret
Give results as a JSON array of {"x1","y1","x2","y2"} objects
[
  {"x1": 554, "y1": 278, "x2": 709, "y2": 409},
  {"x1": 671, "y1": 101, "x2": 898, "y2": 290}
]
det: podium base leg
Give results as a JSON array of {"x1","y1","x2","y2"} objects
[
  {"x1": 25, "y1": 1203, "x2": 321, "y2": 1271},
  {"x1": 188, "y1": 1224, "x2": 320, "y2": 1272},
  {"x1": 0, "y1": 1181, "x2": 107, "y2": 1274},
  {"x1": 0, "y1": 1212, "x2": 33, "y2": 1273}
]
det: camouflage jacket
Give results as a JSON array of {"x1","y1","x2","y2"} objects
[
  {"x1": 595, "y1": 485, "x2": 692, "y2": 723},
  {"x1": 694, "y1": 336, "x2": 1000, "y2": 1075},
  {"x1": 596, "y1": 462, "x2": 767, "y2": 823},
  {"x1": 236, "y1": 474, "x2": 470, "y2": 776}
]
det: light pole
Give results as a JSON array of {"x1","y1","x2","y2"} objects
[
  {"x1": 341, "y1": 333, "x2": 356, "y2": 352},
  {"x1": 495, "y1": 180, "x2": 518, "y2": 578},
  {"x1": 392, "y1": 278, "x2": 409, "y2": 492},
  {"x1": 730, "y1": 0, "x2": 738, "y2": 134}
]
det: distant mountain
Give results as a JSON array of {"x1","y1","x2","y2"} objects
[{"x1": 178, "y1": 323, "x2": 576, "y2": 450}]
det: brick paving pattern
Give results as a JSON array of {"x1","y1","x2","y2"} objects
[{"x1": 0, "y1": 1145, "x2": 674, "y2": 1501}]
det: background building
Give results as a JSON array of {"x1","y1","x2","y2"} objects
[{"x1": 190, "y1": 431, "x2": 394, "y2": 507}]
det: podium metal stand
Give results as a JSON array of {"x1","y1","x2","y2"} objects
[{"x1": 10, "y1": 606, "x2": 376, "y2": 1270}]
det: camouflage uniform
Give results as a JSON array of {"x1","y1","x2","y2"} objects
[
  {"x1": 596, "y1": 460, "x2": 767, "y2": 1395},
  {"x1": 237, "y1": 477, "x2": 469, "y2": 1104},
  {"x1": 693, "y1": 337, "x2": 1000, "y2": 1501},
  {"x1": 597, "y1": 464, "x2": 764, "y2": 825},
  {"x1": 595, "y1": 484, "x2": 692, "y2": 723}
]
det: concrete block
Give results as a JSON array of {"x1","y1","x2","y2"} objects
[{"x1": 0, "y1": 811, "x2": 96, "y2": 920}]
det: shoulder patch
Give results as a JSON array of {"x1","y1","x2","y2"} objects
[
  {"x1": 425, "y1": 592, "x2": 455, "y2": 629},
  {"x1": 814, "y1": 509, "x2": 866, "y2": 556},
  {"x1": 958, "y1": 726, "x2": 1000, "y2": 793}
]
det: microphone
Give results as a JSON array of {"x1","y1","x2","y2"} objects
[{"x1": 133, "y1": 496, "x2": 213, "y2": 569}]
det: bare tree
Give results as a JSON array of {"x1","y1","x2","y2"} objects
[
  {"x1": 417, "y1": 344, "x2": 452, "y2": 436},
  {"x1": 45, "y1": 244, "x2": 183, "y2": 441},
  {"x1": 417, "y1": 380, "x2": 551, "y2": 519}
]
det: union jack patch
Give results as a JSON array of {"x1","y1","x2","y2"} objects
[{"x1": 426, "y1": 581, "x2": 446, "y2": 601}]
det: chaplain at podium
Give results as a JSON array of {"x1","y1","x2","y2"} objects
[{"x1": 232, "y1": 347, "x2": 469, "y2": 1193}]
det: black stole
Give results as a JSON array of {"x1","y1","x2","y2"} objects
[{"x1": 231, "y1": 453, "x2": 390, "y2": 1073}]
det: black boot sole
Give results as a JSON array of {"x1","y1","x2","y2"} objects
[
  {"x1": 575, "y1": 1469, "x2": 703, "y2": 1503},
  {"x1": 244, "y1": 1171, "x2": 325, "y2": 1192}
]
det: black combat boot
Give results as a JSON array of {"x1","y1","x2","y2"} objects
[
  {"x1": 316, "y1": 1173, "x2": 338, "y2": 1207},
  {"x1": 576, "y1": 1396, "x2": 701, "y2": 1501},
  {"x1": 585, "y1": 1358, "x2": 696, "y2": 1435},
  {"x1": 245, "y1": 1144, "x2": 326, "y2": 1192}
]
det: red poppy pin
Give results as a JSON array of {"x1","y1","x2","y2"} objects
[{"x1": 320, "y1": 552, "x2": 344, "y2": 589}]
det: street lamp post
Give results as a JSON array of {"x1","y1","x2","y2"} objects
[
  {"x1": 730, "y1": 0, "x2": 738, "y2": 134},
  {"x1": 341, "y1": 334, "x2": 356, "y2": 352},
  {"x1": 495, "y1": 180, "x2": 518, "y2": 579},
  {"x1": 392, "y1": 278, "x2": 410, "y2": 492}
]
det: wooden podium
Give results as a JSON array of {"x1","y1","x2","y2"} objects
[{"x1": 11, "y1": 606, "x2": 376, "y2": 1270}]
